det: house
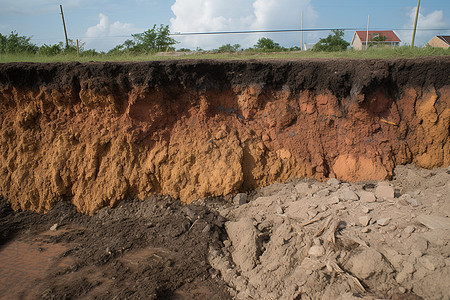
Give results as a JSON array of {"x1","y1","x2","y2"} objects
[
  {"x1": 425, "y1": 36, "x2": 450, "y2": 49},
  {"x1": 351, "y1": 30, "x2": 401, "y2": 50}
]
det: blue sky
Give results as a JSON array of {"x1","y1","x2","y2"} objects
[{"x1": 0, "y1": 0, "x2": 449, "y2": 51}]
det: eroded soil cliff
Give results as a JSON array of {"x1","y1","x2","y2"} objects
[{"x1": 0, "y1": 58, "x2": 449, "y2": 214}]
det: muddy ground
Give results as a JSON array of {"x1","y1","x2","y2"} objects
[{"x1": 1, "y1": 164, "x2": 449, "y2": 299}]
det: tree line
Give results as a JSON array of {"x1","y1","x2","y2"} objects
[{"x1": 1, "y1": 25, "x2": 352, "y2": 56}]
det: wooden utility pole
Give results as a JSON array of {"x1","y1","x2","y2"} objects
[
  {"x1": 301, "y1": 11, "x2": 304, "y2": 51},
  {"x1": 365, "y1": 15, "x2": 370, "y2": 50},
  {"x1": 412, "y1": 0, "x2": 421, "y2": 47},
  {"x1": 60, "y1": 5, "x2": 69, "y2": 49}
]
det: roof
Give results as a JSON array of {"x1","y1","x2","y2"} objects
[
  {"x1": 436, "y1": 36, "x2": 450, "y2": 45},
  {"x1": 353, "y1": 31, "x2": 401, "y2": 43}
]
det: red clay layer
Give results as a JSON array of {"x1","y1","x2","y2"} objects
[{"x1": 0, "y1": 58, "x2": 449, "y2": 214}]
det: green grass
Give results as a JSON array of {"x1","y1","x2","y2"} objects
[{"x1": 1, "y1": 46, "x2": 449, "y2": 63}]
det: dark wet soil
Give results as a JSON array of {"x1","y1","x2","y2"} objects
[{"x1": 0, "y1": 196, "x2": 232, "y2": 299}]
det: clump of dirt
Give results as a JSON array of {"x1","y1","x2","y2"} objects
[
  {"x1": 211, "y1": 164, "x2": 450, "y2": 299},
  {"x1": 0, "y1": 196, "x2": 231, "y2": 299},
  {"x1": 0, "y1": 58, "x2": 449, "y2": 214}
]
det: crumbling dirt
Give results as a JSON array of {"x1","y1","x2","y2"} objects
[
  {"x1": 1, "y1": 164, "x2": 448, "y2": 299},
  {"x1": 210, "y1": 164, "x2": 450, "y2": 300},
  {"x1": 0, "y1": 58, "x2": 449, "y2": 214}
]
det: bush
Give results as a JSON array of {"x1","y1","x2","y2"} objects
[
  {"x1": 0, "y1": 31, "x2": 38, "y2": 54},
  {"x1": 312, "y1": 30, "x2": 349, "y2": 52}
]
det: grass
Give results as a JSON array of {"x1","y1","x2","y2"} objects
[{"x1": 1, "y1": 46, "x2": 449, "y2": 63}]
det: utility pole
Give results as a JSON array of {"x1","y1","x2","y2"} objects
[
  {"x1": 301, "y1": 11, "x2": 304, "y2": 51},
  {"x1": 412, "y1": 0, "x2": 421, "y2": 47},
  {"x1": 365, "y1": 15, "x2": 370, "y2": 50},
  {"x1": 60, "y1": 5, "x2": 69, "y2": 49}
]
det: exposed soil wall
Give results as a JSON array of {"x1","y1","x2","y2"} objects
[{"x1": 0, "y1": 58, "x2": 449, "y2": 214}]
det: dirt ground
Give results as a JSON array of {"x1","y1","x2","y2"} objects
[{"x1": 1, "y1": 164, "x2": 449, "y2": 299}]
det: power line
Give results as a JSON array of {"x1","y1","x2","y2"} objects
[{"x1": 29, "y1": 27, "x2": 450, "y2": 41}]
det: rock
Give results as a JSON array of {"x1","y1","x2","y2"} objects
[
  {"x1": 327, "y1": 178, "x2": 341, "y2": 186},
  {"x1": 276, "y1": 206, "x2": 284, "y2": 214},
  {"x1": 398, "y1": 286, "x2": 406, "y2": 294},
  {"x1": 399, "y1": 194, "x2": 422, "y2": 207},
  {"x1": 308, "y1": 245, "x2": 325, "y2": 257},
  {"x1": 340, "y1": 188, "x2": 359, "y2": 202},
  {"x1": 375, "y1": 184, "x2": 395, "y2": 201},
  {"x1": 402, "y1": 261, "x2": 415, "y2": 274},
  {"x1": 295, "y1": 182, "x2": 310, "y2": 194},
  {"x1": 345, "y1": 248, "x2": 393, "y2": 280},
  {"x1": 404, "y1": 225, "x2": 416, "y2": 234},
  {"x1": 50, "y1": 223, "x2": 58, "y2": 231},
  {"x1": 361, "y1": 206, "x2": 371, "y2": 214},
  {"x1": 328, "y1": 196, "x2": 341, "y2": 205},
  {"x1": 307, "y1": 210, "x2": 318, "y2": 218},
  {"x1": 377, "y1": 218, "x2": 391, "y2": 226},
  {"x1": 358, "y1": 190, "x2": 377, "y2": 203},
  {"x1": 417, "y1": 214, "x2": 450, "y2": 230},
  {"x1": 223, "y1": 240, "x2": 231, "y2": 248},
  {"x1": 361, "y1": 227, "x2": 370, "y2": 233},
  {"x1": 419, "y1": 256, "x2": 435, "y2": 271},
  {"x1": 316, "y1": 188, "x2": 330, "y2": 197},
  {"x1": 233, "y1": 193, "x2": 248, "y2": 206},
  {"x1": 359, "y1": 216, "x2": 371, "y2": 226}
]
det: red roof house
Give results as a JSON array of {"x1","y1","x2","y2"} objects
[
  {"x1": 426, "y1": 36, "x2": 450, "y2": 49},
  {"x1": 351, "y1": 30, "x2": 401, "y2": 50}
]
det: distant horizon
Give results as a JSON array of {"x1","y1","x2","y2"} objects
[{"x1": 1, "y1": 0, "x2": 449, "y2": 52}]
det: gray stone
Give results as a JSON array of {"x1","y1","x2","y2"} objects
[
  {"x1": 361, "y1": 206, "x2": 371, "y2": 214},
  {"x1": 400, "y1": 194, "x2": 422, "y2": 206},
  {"x1": 359, "y1": 215, "x2": 371, "y2": 226},
  {"x1": 233, "y1": 193, "x2": 248, "y2": 206},
  {"x1": 358, "y1": 190, "x2": 377, "y2": 203},
  {"x1": 316, "y1": 188, "x2": 330, "y2": 197},
  {"x1": 276, "y1": 206, "x2": 284, "y2": 214},
  {"x1": 377, "y1": 218, "x2": 391, "y2": 226},
  {"x1": 327, "y1": 178, "x2": 341, "y2": 186},
  {"x1": 375, "y1": 184, "x2": 395, "y2": 201},
  {"x1": 308, "y1": 245, "x2": 325, "y2": 257},
  {"x1": 50, "y1": 223, "x2": 58, "y2": 231},
  {"x1": 328, "y1": 196, "x2": 341, "y2": 205},
  {"x1": 341, "y1": 188, "x2": 359, "y2": 202},
  {"x1": 417, "y1": 214, "x2": 450, "y2": 230},
  {"x1": 404, "y1": 225, "x2": 416, "y2": 234}
]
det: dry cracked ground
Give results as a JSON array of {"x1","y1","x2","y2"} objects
[{"x1": 1, "y1": 164, "x2": 449, "y2": 299}]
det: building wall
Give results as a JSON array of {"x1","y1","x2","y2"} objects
[
  {"x1": 426, "y1": 37, "x2": 449, "y2": 49},
  {"x1": 352, "y1": 36, "x2": 363, "y2": 50}
]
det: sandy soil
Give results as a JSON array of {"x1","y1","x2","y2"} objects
[{"x1": 1, "y1": 164, "x2": 449, "y2": 299}]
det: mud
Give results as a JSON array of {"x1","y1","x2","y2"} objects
[
  {"x1": 0, "y1": 195, "x2": 231, "y2": 299},
  {"x1": 0, "y1": 58, "x2": 449, "y2": 214}
]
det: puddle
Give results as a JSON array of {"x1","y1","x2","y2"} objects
[{"x1": 0, "y1": 237, "x2": 71, "y2": 299}]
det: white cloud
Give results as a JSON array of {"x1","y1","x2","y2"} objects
[
  {"x1": 170, "y1": 0, "x2": 317, "y2": 50},
  {"x1": 84, "y1": 13, "x2": 141, "y2": 51},
  {"x1": 400, "y1": 7, "x2": 447, "y2": 46}
]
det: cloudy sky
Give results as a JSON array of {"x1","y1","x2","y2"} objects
[{"x1": 0, "y1": 0, "x2": 449, "y2": 51}]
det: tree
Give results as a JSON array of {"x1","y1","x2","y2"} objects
[
  {"x1": 369, "y1": 34, "x2": 387, "y2": 47},
  {"x1": 0, "y1": 31, "x2": 38, "y2": 54},
  {"x1": 217, "y1": 43, "x2": 241, "y2": 52},
  {"x1": 130, "y1": 24, "x2": 178, "y2": 53},
  {"x1": 312, "y1": 30, "x2": 349, "y2": 52},
  {"x1": 254, "y1": 37, "x2": 282, "y2": 52}
]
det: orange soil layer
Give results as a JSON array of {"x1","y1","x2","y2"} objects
[{"x1": 0, "y1": 59, "x2": 449, "y2": 214}]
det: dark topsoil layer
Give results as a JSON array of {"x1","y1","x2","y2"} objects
[
  {"x1": 0, "y1": 196, "x2": 232, "y2": 299},
  {"x1": 1, "y1": 57, "x2": 449, "y2": 99}
]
